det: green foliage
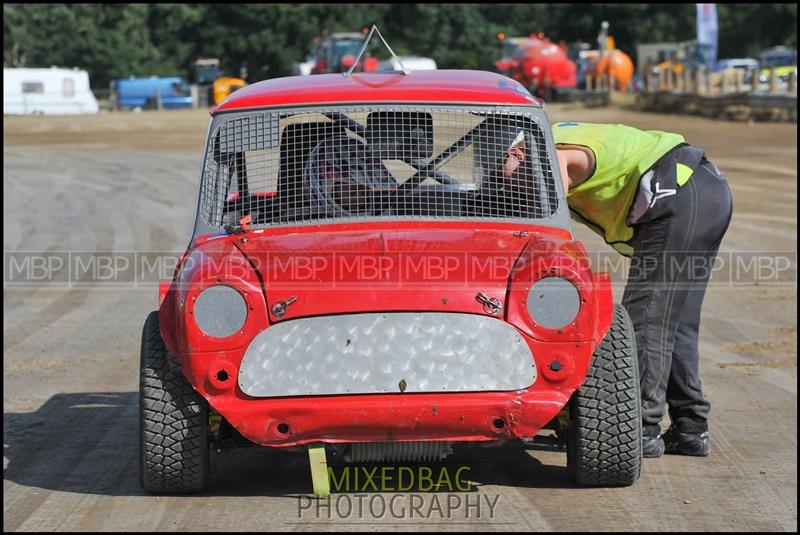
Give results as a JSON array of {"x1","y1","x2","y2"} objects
[
  {"x1": 716, "y1": 3, "x2": 797, "y2": 58},
  {"x1": 3, "y1": 3, "x2": 797, "y2": 88}
]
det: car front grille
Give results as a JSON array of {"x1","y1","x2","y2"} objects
[{"x1": 238, "y1": 312, "x2": 536, "y2": 397}]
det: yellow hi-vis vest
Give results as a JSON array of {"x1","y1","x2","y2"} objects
[{"x1": 552, "y1": 122, "x2": 686, "y2": 253}]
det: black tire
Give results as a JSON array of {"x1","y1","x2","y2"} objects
[
  {"x1": 139, "y1": 311, "x2": 209, "y2": 494},
  {"x1": 567, "y1": 304, "x2": 642, "y2": 486}
]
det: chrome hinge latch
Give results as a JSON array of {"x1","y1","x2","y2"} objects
[
  {"x1": 272, "y1": 296, "x2": 297, "y2": 318},
  {"x1": 476, "y1": 293, "x2": 502, "y2": 315}
]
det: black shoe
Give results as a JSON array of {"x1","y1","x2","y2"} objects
[
  {"x1": 663, "y1": 417, "x2": 710, "y2": 456},
  {"x1": 642, "y1": 425, "x2": 664, "y2": 458}
]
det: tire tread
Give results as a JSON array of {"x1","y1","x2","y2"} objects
[
  {"x1": 139, "y1": 311, "x2": 208, "y2": 494},
  {"x1": 568, "y1": 304, "x2": 642, "y2": 486}
]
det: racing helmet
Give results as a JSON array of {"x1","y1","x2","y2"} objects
[{"x1": 304, "y1": 134, "x2": 398, "y2": 216}]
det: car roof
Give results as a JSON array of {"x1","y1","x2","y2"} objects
[{"x1": 213, "y1": 70, "x2": 542, "y2": 113}]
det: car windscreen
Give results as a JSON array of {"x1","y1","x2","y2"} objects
[
  {"x1": 759, "y1": 49, "x2": 797, "y2": 69},
  {"x1": 200, "y1": 106, "x2": 560, "y2": 229},
  {"x1": 331, "y1": 40, "x2": 363, "y2": 65},
  {"x1": 500, "y1": 41, "x2": 519, "y2": 60},
  {"x1": 172, "y1": 82, "x2": 191, "y2": 97}
]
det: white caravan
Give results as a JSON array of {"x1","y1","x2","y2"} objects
[
  {"x1": 377, "y1": 56, "x2": 438, "y2": 72},
  {"x1": 3, "y1": 67, "x2": 100, "y2": 115}
]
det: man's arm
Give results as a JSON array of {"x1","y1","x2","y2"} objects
[
  {"x1": 556, "y1": 148, "x2": 573, "y2": 194},
  {"x1": 555, "y1": 145, "x2": 596, "y2": 194}
]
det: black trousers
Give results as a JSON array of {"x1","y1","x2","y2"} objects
[{"x1": 622, "y1": 158, "x2": 733, "y2": 429}]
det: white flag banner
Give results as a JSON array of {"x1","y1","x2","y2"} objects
[{"x1": 696, "y1": 3, "x2": 718, "y2": 70}]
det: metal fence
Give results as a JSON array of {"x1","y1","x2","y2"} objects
[
  {"x1": 642, "y1": 67, "x2": 797, "y2": 96},
  {"x1": 635, "y1": 67, "x2": 797, "y2": 122}
]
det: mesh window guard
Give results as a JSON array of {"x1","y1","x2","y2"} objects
[{"x1": 201, "y1": 106, "x2": 560, "y2": 228}]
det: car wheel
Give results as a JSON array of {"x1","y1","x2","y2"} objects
[
  {"x1": 139, "y1": 311, "x2": 209, "y2": 493},
  {"x1": 567, "y1": 304, "x2": 642, "y2": 486}
]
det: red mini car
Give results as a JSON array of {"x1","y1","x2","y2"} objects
[{"x1": 139, "y1": 69, "x2": 642, "y2": 494}]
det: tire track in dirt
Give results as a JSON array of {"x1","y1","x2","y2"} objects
[{"x1": 3, "y1": 394, "x2": 135, "y2": 531}]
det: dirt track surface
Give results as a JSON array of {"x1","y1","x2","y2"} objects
[{"x1": 3, "y1": 106, "x2": 797, "y2": 531}]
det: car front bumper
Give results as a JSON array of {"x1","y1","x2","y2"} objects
[
  {"x1": 179, "y1": 314, "x2": 594, "y2": 447},
  {"x1": 212, "y1": 388, "x2": 571, "y2": 447}
]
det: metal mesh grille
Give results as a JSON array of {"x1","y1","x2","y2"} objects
[
  {"x1": 527, "y1": 277, "x2": 581, "y2": 329},
  {"x1": 239, "y1": 312, "x2": 536, "y2": 397},
  {"x1": 194, "y1": 285, "x2": 248, "y2": 338},
  {"x1": 201, "y1": 106, "x2": 559, "y2": 228},
  {"x1": 342, "y1": 442, "x2": 453, "y2": 463}
]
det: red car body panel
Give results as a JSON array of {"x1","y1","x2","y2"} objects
[
  {"x1": 240, "y1": 223, "x2": 542, "y2": 322},
  {"x1": 213, "y1": 70, "x2": 543, "y2": 112},
  {"x1": 159, "y1": 221, "x2": 614, "y2": 447}
]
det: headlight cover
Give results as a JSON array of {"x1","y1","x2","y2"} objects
[
  {"x1": 194, "y1": 285, "x2": 247, "y2": 338},
  {"x1": 526, "y1": 276, "x2": 581, "y2": 329}
]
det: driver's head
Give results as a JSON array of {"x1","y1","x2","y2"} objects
[
  {"x1": 502, "y1": 129, "x2": 527, "y2": 178},
  {"x1": 305, "y1": 135, "x2": 397, "y2": 216},
  {"x1": 474, "y1": 116, "x2": 531, "y2": 190}
]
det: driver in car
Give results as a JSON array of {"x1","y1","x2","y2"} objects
[
  {"x1": 305, "y1": 134, "x2": 397, "y2": 216},
  {"x1": 502, "y1": 129, "x2": 527, "y2": 182}
]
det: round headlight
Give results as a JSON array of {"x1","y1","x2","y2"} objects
[
  {"x1": 527, "y1": 277, "x2": 581, "y2": 329},
  {"x1": 193, "y1": 285, "x2": 247, "y2": 338}
]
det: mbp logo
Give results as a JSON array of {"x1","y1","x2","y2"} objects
[{"x1": 4, "y1": 252, "x2": 70, "y2": 285}]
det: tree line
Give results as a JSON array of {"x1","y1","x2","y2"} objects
[{"x1": 4, "y1": 3, "x2": 797, "y2": 88}]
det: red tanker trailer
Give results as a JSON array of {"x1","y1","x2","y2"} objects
[{"x1": 501, "y1": 34, "x2": 577, "y2": 99}]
